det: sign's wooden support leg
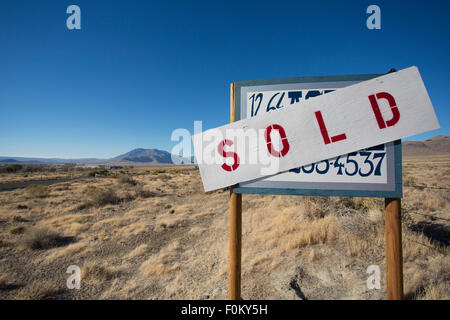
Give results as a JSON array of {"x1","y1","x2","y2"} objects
[
  {"x1": 385, "y1": 197, "x2": 404, "y2": 300},
  {"x1": 229, "y1": 189, "x2": 242, "y2": 300},
  {"x1": 228, "y1": 82, "x2": 242, "y2": 300}
]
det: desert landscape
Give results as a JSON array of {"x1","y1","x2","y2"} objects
[{"x1": 0, "y1": 136, "x2": 448, "y2": 300}]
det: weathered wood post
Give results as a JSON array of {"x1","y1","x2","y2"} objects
[
  {"x1": 229, "y1": 82, "x2": 242, "y2": 300},
  {"x1": 385, "y1": 197, "x2": 404, "y2": 299}
]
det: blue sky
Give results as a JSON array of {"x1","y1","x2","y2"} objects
[{"x1": 0, "y1": 0, "x2": 449, "y2": 158}]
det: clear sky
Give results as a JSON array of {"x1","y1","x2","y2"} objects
[{"x1": 0, "y1": 0, "x2": 449, "y2": 158}]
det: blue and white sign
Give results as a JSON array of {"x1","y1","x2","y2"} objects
[{"x1": 232, "y1": 73, "x2": 402, "y2": 198}]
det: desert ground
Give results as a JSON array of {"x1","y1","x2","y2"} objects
[{"x1": 0, "y1": 157, "x2": 448, "y2": 300}]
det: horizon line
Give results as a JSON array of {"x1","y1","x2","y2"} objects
[{"x1": 0, "y1": 134, "x2": 446, "y2": 160}]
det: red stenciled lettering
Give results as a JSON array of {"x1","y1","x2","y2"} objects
[
  {"x1": 314, "y1": 111, "x2": 347, "y2": 145},
  {"x1": 264, "y1": 124, "x2": 290, "y2": 157},
  {"x1": 368, "y1": 92, "x2": 400, "y2": 129},
  {"x1": 217, "y1": 139, "x2": 240, "y2": 172}
]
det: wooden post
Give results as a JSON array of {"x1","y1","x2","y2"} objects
[
  {"x1": 229, "y1": 83, "x2": 242, "y2": 300},
  {"x1": 385, "y1": 198, "x2": 404, "y2": 300}
]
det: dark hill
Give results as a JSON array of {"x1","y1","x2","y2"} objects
[{"x1": 111, "y1": 148, "x2": 174, "y2": 164}]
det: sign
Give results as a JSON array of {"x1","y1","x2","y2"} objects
[
  {"x1": 233, "y1": 73, "x2": 401, "y2": 197},
  {"x1": 192, "y1": 66, "x2": 439, "y2": 192}
]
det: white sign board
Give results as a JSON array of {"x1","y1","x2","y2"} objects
[
  {"x1": 193, "y1": 66, "x2": 439, "y2": 192},
  {"x1": 233, "y1": 74, "x2": 401, "y2": 198}
]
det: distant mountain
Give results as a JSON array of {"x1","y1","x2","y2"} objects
[
  {"x1": 111, "y1": 148, "x2": 169, "y2": 163},
  {"x1": 0, "y1": 147, "x2": 195, "y2": 165},
  {"x1": 112, "y1": 148, "x2": 180, "y2": 164},
  {"x1": 0, "y1": 156, "x2": 100, "y2": 164},
  {"x1": 402, "y1": 135, "x2": 450, "y2": 157},
  {"x1": 110, "y1": 148, "x2": 194, "y2": 164},
  {"x1": 0, "y1": 159, "x2": 18, "y2": 163}
]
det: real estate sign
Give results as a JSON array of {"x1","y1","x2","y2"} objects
[
  {"x1": 192, "y1": 66, "x2": 439, "y2": 192},
  {"x1": 233, "y1": 73, "x2": 401, "y2": 197}
]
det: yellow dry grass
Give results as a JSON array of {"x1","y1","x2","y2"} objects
[
  {"x1": 0, "y1": 159, "x2": 448, "y2": 300},
  {"x1": 139, "y1": 241, "x2": 181, "y2": 277}
]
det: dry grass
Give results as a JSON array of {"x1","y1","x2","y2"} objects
[
  {"x1": 117, "y1": 174, "x2": 137, "y2": 186},
  {"x1": 404, "y1": 255, "x2": 450, "y2": 299},
  {"x1": 126, "y1": 244, "x2": 149, "y2": 258},
  {"x1": 419, "y1": 282, "x2": 450, "y2": 300},
  {"x1": 9, "y1": 226, "x2": 26, "y2": 234},
  {"x1": 82, "y1": 262, "x2": 121, "y2": 284},
  {"x1": 140, "y1": 241, "x2": 181, "y2": 277},
  {"x1": 84, "y1": 186, "x2": 120, "y2": 207},
  {"x1": 46, "y1": 242, "x2": 91, "y2": 260},
  {"x1": 0, "y1": 159, "x2": 448, "y2": 300},
  {"x1": 283, "y1": 216, "x2": 341, "y2": 250},
  {"x1": 0, "y1": 275, "x2": 9, "y2": 290},
  {"x1": 133, "y1": 184, "x2": 155, "y2": 198},
  {"x1": 16, "y1": 281, "x2": 61, "y2": 300},
  {"x1": 0, "y1": 170, "x2": 85, "y2": 184},
  {"x1": 367, "y1": 209, "x2": 384, "y2": 223},
  {"x1": 22, "y1": 227, "x2": 68, "y2": 250},
  {"x1": 12, "y1": 215, "x2": 27, "y2": 222},
  {"x1": 26, "y1": 184, "x2": 49, "y2": 198}
]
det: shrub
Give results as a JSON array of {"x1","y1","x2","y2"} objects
[
  {"x1": 82, "y1": 262, "x2": 120, "y2": 283},
  {"x1": 117, "y1": 174, "x2": 137, "y2": 186},
  {"x1": 61, "y1": 164, "x2": 75, "y2": 172},
  {"x1": 10, "y1": 226, "x2": 26, "y2": 235},
  {"x1": 22, "y1": 227, "x2": 67, "y2": 250},
  {"x1": 88, "y1": 169, "x2": 109, "y2": 177},
  {"x1": 1, "y1": 164, "x2": 23, "y2": 173},
  {"x1": 0, "y1": 275, "x2": 10, "y2": 290},
  {"x1": 23, "y1": 166, "x2": 36, "y2": 173},
  {"x1": 404, "y1": 175, "x2": 418, "y2": 186},
  {"x1": 12, "y1": 215, "x2": 27, "y2": 222},
  {"x1": 151, "y1": 169, "x2": 166, "y2": 175},
  {"x1": 302, "y1": 197, "x2": 333, "y2": 220},
  {"x1": 84, "y1": 186, "x2": 120, "y2": 206},
  {"x1": 123, "y1": 191, "x2": 136, "y2": 202},
  {"x1": 16, "y1": 281, "x2": 61, "y2": 299},
  {"x1": 336, "y1": 197, "x2": 381, "y2": 211},
  {"x1": 134, "y1": 184, "x2": 154, "y2": 198},
  {"x1": 26, "y1": 185, "x2": 50, "y2": 198}
]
